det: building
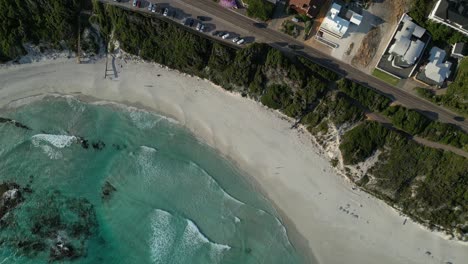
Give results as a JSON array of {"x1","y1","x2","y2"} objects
[
  {"x1": 289, "y1": 0, "x2": 325, "y2": 18},
  {"x1": 376, "y1": 14, "x2": 431, "y2": 79},
  {"x1": 429, "y1": 0, "x2": 468, "y2": 36},
  {"x1": 423, "y1": 47, "x2": 452, "y2": 85},
  {"x1": 451, "y1": 42, "x2": 467, "y2": 59},
  {"x1": 318, "y1": 3, "x2": 362, "y2": 39},
  {"x1": 388, "y1": 15, "x2": 427, "y2": 67}
]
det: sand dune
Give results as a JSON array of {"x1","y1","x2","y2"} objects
[{"x1": 0, "y1": 57, "x2": 466, "y2": 264}]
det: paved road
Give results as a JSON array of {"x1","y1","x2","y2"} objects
[{"x1": 100, "y1": 0, "x2": 468, "y2": 132}]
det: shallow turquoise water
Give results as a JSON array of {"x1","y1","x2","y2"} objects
[{"x1": 0, "y1": 96, "x2": 302, "y2": 264}]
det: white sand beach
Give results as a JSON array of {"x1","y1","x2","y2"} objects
[{"x1": 0, "y1": 57, "x2": 467, "y2": 264}]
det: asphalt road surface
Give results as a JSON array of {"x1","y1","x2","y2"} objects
[{"x1": 100, "y1": 0, "x2": 468, "y2": 132}]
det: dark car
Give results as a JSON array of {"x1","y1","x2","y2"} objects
[
  {"x1": 197, "y1": 16, "x2": 209, "y2": 21},
  {"x1": 253, "y1": 22, "x2": 267, "y2": 28},
  {"x1": 211, "y1": 30, "x2": 220, "y2": 36}
]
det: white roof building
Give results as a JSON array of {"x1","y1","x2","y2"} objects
[
  {"x1": 425, "y1": 47, "x2": 452, "y2": 85},
  {"x1": 350, "y1": 12, "x2": 363, "y2": 26},
  {"x1": 320, "y1": 3, "x2": 350, "y2": 38},
  {"x1": 389, "y1": 15, "x2": 427, "y2": 66}
]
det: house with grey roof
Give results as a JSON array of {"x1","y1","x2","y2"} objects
[
  {"x1": 388, "y1": 17, "x2": 427, "y2": 67},
  {"x1": 451, "y1": 42, "x2": 467, "y2": 59},
  {"x1": 376, "y1": 14, "x2": 431, "y2": 79},
  {"x1": 417, "y1": 47, "x2": 453, "y2": 86},
  {"x1": 429, "y1": 0, "x2": 468, "y2": 36}
]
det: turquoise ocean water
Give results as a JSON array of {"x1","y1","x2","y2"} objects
[{"x1": 0, "y1": 96, "x2": 302, "y2": 264}]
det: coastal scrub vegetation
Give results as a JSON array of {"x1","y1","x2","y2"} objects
[
  {"x1": 242, "y1": 0, "x2": 275, "y2": 21},
  {"x1": 384, "y1": 106, "x2": 468, "y2": 151},
  {"x1": 341, "y1": 121, "x2": 468, "y2": 236},
  {"x1": 0, "y1": 0, "x2": 85, "y2": 61}
]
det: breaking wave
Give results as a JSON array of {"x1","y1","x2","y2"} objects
[{"x1": 150, "y1": 209, "x2": 230, "y2": 264}]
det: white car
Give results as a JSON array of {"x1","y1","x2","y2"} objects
[
  {"x1": 163, "y1": 8, "x2": 169, "y2": 16},
  {"x1": 232, "y1": 37, "x2": 240, "y2": 43},
  {"x1": 132, "y1": 0, "x2": 137, "y2": 7},
  {"x1": 236, "y1": 38, "x2": 245, "y2": 45},
  {"x1": 221, "y1": 33, "x2": 230, "y2": 39},
  {"x1": 148, "y1": 3, "x2": 152, "y2": 11}
]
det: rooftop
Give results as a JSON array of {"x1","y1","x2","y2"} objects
[
  {"x1": 452, "y1": 42, "x2": 467, "y2": 58},
  {"x1": 424, "y1": 47, "x2": 452, "y2": 84},
  {"x1": 319, "y1": 2, "x2": 363, "y2": 38},
  {"x1": 377, "y1": 14, "x2": 431, "y2": 78},
  {"x1": 430, "y1": 0, "x2": 468, "y2": 35},
  {"x1": 388, "y1": 15, "x2": 427, "y2": 66}
]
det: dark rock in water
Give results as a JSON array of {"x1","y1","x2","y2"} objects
[
  {"x1": 0, "y1": 188, "x2": 98, "y2": 262},
  {"x1": 50, "y1": 236, "x2": 78, "y2": 261},
  {"x1": 78, "y1": 137, "x2": 90, "y2": 149},
  {"x1": 0, "y1": 182, "x2": 23, "y2": 219},
  {"x1": 92, "y1": 141, "x2": 105, "y2": 150},
  {"x1": 17, "y1": 240, "x2": 46, "y2": 252},
  {"x1": 101, "y1": 181, "x2": 117, "y2": 201},
  {"x1": 0, "y1": 117, "x2": 31, "y2": 130},
  {"x1": 23, "y1": 185, "x2": 33, "y2": 194}
]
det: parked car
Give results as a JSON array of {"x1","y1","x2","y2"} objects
[
  {"x1": 163, "y1": 8, "x2": 169, "y2": 16},
  {"x1": 151, "y1": 4, "x2": 157, "y2": 12},
  {"x1": 236, "y1": 38, "x2": 245, "y2": 45},
  {"x1": 211, "y1": 30, "x2": 220, "y2": 36},
  {"x1": 196, "y1": 23, "x2": 206, "y2": 32},
  {"x1": 197, "y1": 16, "x2": 208, "y2": 21},
  {"x1": 221, "y1": 33, "x2": 230, "y2": 39},
  {"x1": 182, "y1": 18, "x2": 191, "y2": 26},
  {"x1": 148, "y1": 3, "x2": 152, "y2": 11},
  {"x1": 232, "y1": 37, "x2": 240, "y2": 43},
  {"x1": 132, "y1": 0, "x2": 137, "y2": 7},
  {"x1": 188, "y1": 19, "x2": 195, "y2": 27}
]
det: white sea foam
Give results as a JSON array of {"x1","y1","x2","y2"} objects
[
  {"x1": 234, "y1": 217, "x2": 241, "y2": 223},
  {"x1": 150, "y1": 209, "x2": 176, "y2": 264},
  {"x1": 140, "y1": 146, "x2": 158, "y2": 153},
  {"x1": 136, "y1": 147, "x2": 160, "y2": 186},
  {"x1": 32, "y1": 134, "x2": 76, "y2": 148},
  {"x1": 31, "y1": 134, "x2": 76, "y2": 160},
  {"x1": 187, "y1": 161, "x2": 246, "y2": 207},
  {"x1": 150, "y1": 209, "x2": 230, "y2": 264}
]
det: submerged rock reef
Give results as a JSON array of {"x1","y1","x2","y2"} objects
[{"x1": 0, "y1": 182, "x2": 98, "y2": 262}]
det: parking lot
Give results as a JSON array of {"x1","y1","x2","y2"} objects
[{"x1": 104, "y1": 0, "x2": 257, "y2": 46}]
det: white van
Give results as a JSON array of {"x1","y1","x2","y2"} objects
[
  {"x1": 236, "y1": 39, "x2": 245, "y2": 45},
  {"x1": 222, "y1": 33, "x2": 230, "y2": 39}
]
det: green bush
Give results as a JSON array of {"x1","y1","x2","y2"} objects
[
  {"x1": 298, "y1": 57, "x2": 339, "y2": 81},
  {"x1": 0, "y1": 0, "x2": 84, "y2": 60},
  {"x1": 384, "y1": 106, "x2": 431, "y2": 135},
  {"x1": 243, "y1": 0, "x2": 275, "y2": 21},
  {"x1": 337, "y1": 79, "x2": 391, "y2": 112},
  {"x1": 340, "y1": 121, "x2": 389, "y2": 164},
  {"x1": 383, "y1": 105, "x2": 468, "y2": 150},
  {"x1": 260, "y1": 84, "x2": 292, "y2": 109}
]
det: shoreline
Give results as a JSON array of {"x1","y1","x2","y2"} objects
[{"x1": 1, "y1": 57, "x2": 467, "y2": 264}]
